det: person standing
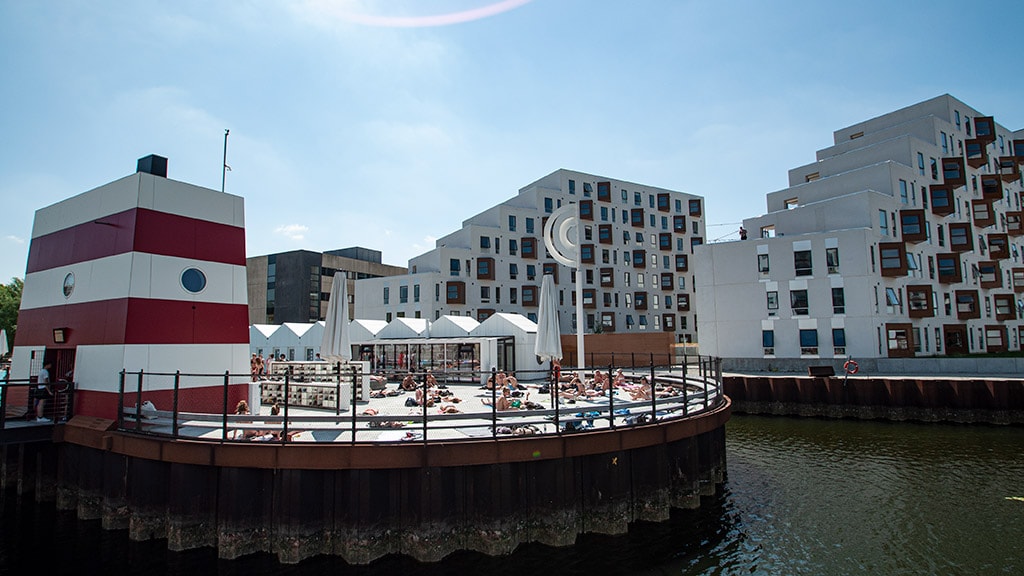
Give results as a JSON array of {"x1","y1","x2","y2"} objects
[{"x1": 34, "y1": 361, "x2": 53, "y2": 422}]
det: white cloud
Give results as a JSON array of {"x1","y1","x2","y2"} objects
[
  {"x1": 274, "y1": 224, "x2": 309, "y2": 241},
  {"x1": 4, "y1": 235, "x2": 25, "y2": 245}
]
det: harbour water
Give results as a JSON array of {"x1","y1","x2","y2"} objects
[{"x1": 3, "y1": 415, "x2": 1023, "y2": 575}]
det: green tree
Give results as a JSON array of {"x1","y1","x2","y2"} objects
[{"x1": 0, "y1": 277, "x2": 23, "y2": 354}]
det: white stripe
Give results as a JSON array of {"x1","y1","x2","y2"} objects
[
  {"x1": 73, "y1": 344, "x2": 251, "y2": 393},
  {"x1": 20, "y1": 252, "x2": 247, "y2": 310},
  {"x1": 32, "y1": 172, "x2": 244, "y2": 238}
]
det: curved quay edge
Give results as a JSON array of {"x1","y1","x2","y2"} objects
[{"x1": 46, "y1": 398, "x2": 731, "y2": 565}]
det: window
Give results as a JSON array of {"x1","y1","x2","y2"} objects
[
  {"x1": 521, "y1": 237, "x2": 537, "y2": 258},
  {"x1": 899, "y1": 179, "x2": 909, "y2": 203},
  {"x1": 597, "y1": 181, "x2": 610, "y2": 201},
  {"x1": 675, "y1": 254, "x2": 688, "y2": 271},
  {"x1": 917, "y1": 153, "x2": 925, "y2": 176},
  {"x1": 766, "y1": 291, "x2": 779, "y2": 312},
  {"x1": 584, "y1": 182, "x2": 594, "y2": 197},
  {"x1": 580, "y1": 200, "x2": 593, "y2": 220},
  {"x1": 826, "y1": 247, "x2": 839, "y2": 273},
  {"x1": 791, "y1": 290, "x2": 808, "y2": 315},
  {"x1": 879, "y1": 209, "x2": 889, "y2": 236},
  {"x1": 832, "y1": 287, "x2": 845, "y2": 314},
  {"x1": 480, "y1": 286, "x2": 490, "y2": 302},
  {"x1": 522, "y1": 286, "x2": 537, "y2": 306},
  {"x1": 833, "y1": 328, "x2": 846, "y2": 355},
  {"x1": 480, "y1": 236, "x2": 491, "y2": 250},
  {"x1": 937, "y1": 254, "x2": 961, "y2": 283},
  {"x1": 885, "y1": 287, "x2": 901, "y2": 306},
  {"x1": 879, "y1": 243, "x2": 905, "y2": 276},
  {"x1": 509, "y1": 263, "x2": 518, "y2": 280},
  {"x1": 631, "y1": 208, "x2": 644, "y2": 227},
  {"x1": 450, "y1": 258, "x2": 461, "y2": 276},
  {"x1": 544, "y1": 197, "x2": 553, "y2": 213},
  {"x1": 941, "y1": 131, "x2": 948, "y2": 154},
  {"x1": 477, "y1": 258, "x2": 493, "y2": 279},
  {"x1": 399, "y1": 285, "x2": 408, "y2": 304},
  {"x1": 949, "y1": 224, "x2": 972, "y2": 251},
  {"x1": 794, "y1": 250, "x2": 812, "y2": 276},
  {"x1": 758, "y1": 254, "x2": 770, "y2": 274},
  {"x1": 799, "y1": 329, "x2": 818, "y2": 355},
  {"x1": 526, "y1": 265, "x2": 536, "y2": 281},
  {"x1": 688, "y1": 199, "x2": 702, "y2": 216},
  {"x1": 383, "y1": 286, "x2": 390, "y2": 305},
  {"x1": 446, "y1": 282, "x2": 465, "y2": 304},
  {"x1": 414, "y1": 284, "x2": 420, "y2": 303},
  {"x1": 508, "y1": 215, "x2": 516, "y2": 231},
  {"x1": 509, "y1": 239, "x2": 518, "y2": 255},
  {"x1": 762, "y1": 330, "x2": 775, "y2": 354},
  {"x1": 525, "y1": 218, "x2": 535, "y2": 234}
]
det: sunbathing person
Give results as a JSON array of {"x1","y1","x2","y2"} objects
[
  {"x1": 401, "y1": 372, "x2": 418, "y2": 391},
  {"x1": 482, "y1": 387, "x2": 518, "y2": 411}
]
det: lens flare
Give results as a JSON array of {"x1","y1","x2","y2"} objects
[{"x1": 326, "y1": 0, "x2": 533, "y2": 28}]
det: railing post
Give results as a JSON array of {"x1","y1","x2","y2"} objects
[
  {"x1": 283, "y1": 373, "x2": 290, "y2": 442},
  {"x1": 350, "y1": 365, "x2": 357, "y2": 445},
  {"x1": 490, "y1": 367, "x2": 497, "y2": 439},
  {"x1": 117, "y1": 370, "x2": 125, "y2": 430},
  {"x1": 0, "y1": 377, "x2": 8, "y2": 430},
  {"x1": 172, "y1": 371, "x2": 180, "y2": 437},
  {"x1": 135, "y1": 370, "x2": 144, "y2": 431},
  {"x1": 650, "y1": 358, "x2": 657, "y2": 422},
  {"x1": 607, "y1": 363, "x2": 615, "y2": 429},
  {"x1": 336, "y1": 361, "x2": 343, "y2": 419},
  {"x1": 422, "y1": 371, "x2": 428, "y2": 444},
  {"x1": 221, "y1": 370, "x2": 230, "y2": 441}
]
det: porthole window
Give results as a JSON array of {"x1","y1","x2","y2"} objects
[
  {"x1": 181, "y1": 268, "x2": 207, "y2": 293},
  {"x1": 62, "y1": 272, "x2": 75, "y2": 299}
]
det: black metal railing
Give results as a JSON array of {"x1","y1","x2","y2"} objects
[
  {"x1": 114, "y1": 355, "x2": 724, "y2": 444},
  {"x1": 0, "y1": 373, "x2": 75, "y2": 429}
]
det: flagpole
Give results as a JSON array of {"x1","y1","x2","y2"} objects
[{"x1": 221, "y1": 129, "x2": 230, "y2": 194}]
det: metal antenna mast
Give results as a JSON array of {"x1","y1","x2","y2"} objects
[{"x1": 221, "y1": 129, "x2": 230, "y2": 193}]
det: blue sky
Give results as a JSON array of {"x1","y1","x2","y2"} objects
[{"x1": 2, "y1": 0, "x2": 1023, "y2": 284}]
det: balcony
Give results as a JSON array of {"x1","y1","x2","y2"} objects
[
  {"x1": 998, "y1": 157, "x2": 1021, "y2": 182},
  {"x1": 906, "y1": 284, "x2": 934, "y2": 318},
  {"x1": 988, "y1": 233, "x2": 1010, "y2": 260},
  {"x1": 1007, "y1": 212, "x2": 1024, "y2": 236},
  {"x1": 965, "y1": 138, "x2": 989, "y2": 169},
  {"x1": 937, "y1": 253, "x2": 962, "y2": 284},
  {"x1": 955, "y1": 290, "x2": 980, "y2": 320},
  {"x1": 899, "y1": 209, "x2": 927, "y2": 243},
  {"x1": 1013, "y1": 268, "x2": 1024, "y2": 293},
  {"x1": 929, "y1": 184, "x2": 956, "y2": 216},
  {"x1": 994, "y1": 294, "x2": 1017, "y2": 321},
  {"x1": 980, "y1": 174, "x2": 1003, "y2": 200},
  {"x1": 941, "y1": 157, "x2": 966, "y2": 186},
  {"x1": 973, "y1": 116, "x2": 996, "y2": 143},
  {"x1": 971, "y1": 200, "x2": 995, "y2": 229},
  {"x1": 879, "y1": 242, "x2": 907, "y2": 277},
  {"x1": 977, "y1": 260, "x2": 1002, "y2": 288},
  {"x1": 948, "y1": 222, "x2": 974, "y2": 252}
]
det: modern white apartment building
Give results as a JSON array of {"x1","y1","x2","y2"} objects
[
  {"x1": 696, "y1": 94, "x2": 1024, "y2": 363},
  {"x1": 355, "y1": 169, "x2": 706, "y2": 342}
]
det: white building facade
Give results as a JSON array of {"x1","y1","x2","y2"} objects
[
  {"x1": 696, "y1": 95, "x2": 1024, "y2": 364},
  {"x1": 356, "y1": 169, "x2": 706, "y2": 342}
]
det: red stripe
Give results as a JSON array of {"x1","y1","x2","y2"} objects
[
  {"x1": 14, "y1": 299, "x2": 249, "y2": 346},
  {"x1": 26, "y1": 208, "x2": 245, "y2": 273},
  {"x1": 73, "y1": 385, "x2": 251, "y2": 420}
]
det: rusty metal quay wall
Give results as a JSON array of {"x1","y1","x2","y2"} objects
[
  {"x1": 0, "y1": 400, "x2": 730, "y2": 565},
  {"x1": 724, "y1": 375, "x2": 1024, "y2": 424}
]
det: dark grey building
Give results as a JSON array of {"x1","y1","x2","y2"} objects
[{"x1": 247, "y1": 248, "x2": 407, "y2": 324}]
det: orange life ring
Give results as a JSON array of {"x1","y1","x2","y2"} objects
[{"x1": 843, "y1": 360, "x2": 859, "y2": 375}]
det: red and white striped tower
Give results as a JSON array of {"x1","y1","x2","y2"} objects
[{"x1": 11, "y1": 156, "x2": 251, "y2": 419}]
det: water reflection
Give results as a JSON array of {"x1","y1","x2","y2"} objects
[{"x1": 3, "y1": 416, "x2": 1023, "y2": 575}]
